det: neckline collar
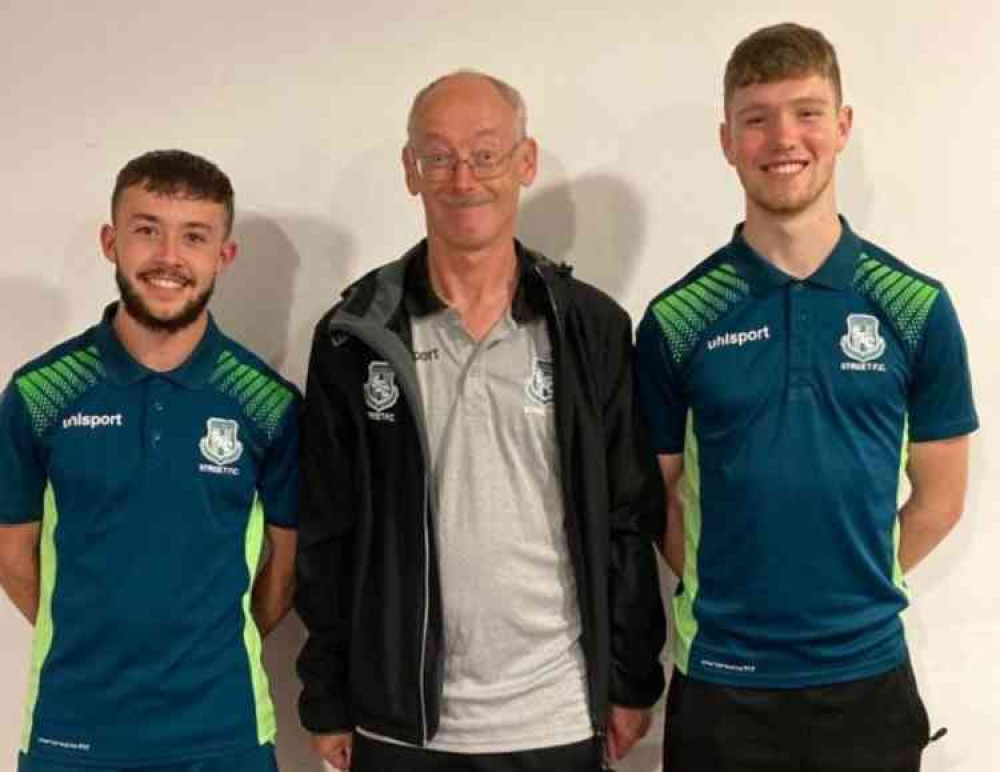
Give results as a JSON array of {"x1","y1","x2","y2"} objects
[
  {"x1": 728, "y1": 215, "x2": 860, "y2": 293},
  {"x1": 94, "y1": 303, "x2": 223, "y2": 388}
]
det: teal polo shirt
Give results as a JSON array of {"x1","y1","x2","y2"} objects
[
  {"x1": 0, "y1": 304, "x2": 300, "y2": 766},
  {"x1": 636, "y1": 219, "x2": 978, "y2": 689}
]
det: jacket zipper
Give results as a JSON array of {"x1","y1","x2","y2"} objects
[
  {"x1": 329, "y1": 318, "x2": 432, "y2": 745},
  {"x1": 535, "y1": 265, "x2": 600, "y2": 729}
]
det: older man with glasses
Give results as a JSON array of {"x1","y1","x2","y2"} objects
[{"x1": 295, "y1": 70, "x2": 666, "y2": 772}]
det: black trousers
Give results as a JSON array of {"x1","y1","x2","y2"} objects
[
  {"x1": 353, "y1": 733, "x2": 605, "y2": 772},
  {"x1": 665, "y1": 661, "x2": 931, "y2": 772}
]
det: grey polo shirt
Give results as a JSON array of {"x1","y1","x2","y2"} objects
[{"x1": 404, "y1": 254, "x2": 591, "y2": 752}]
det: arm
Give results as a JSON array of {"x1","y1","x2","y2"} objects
[
  {"x1": 603, "y1": 314, "x2": 667, "y2": 760},
  {"x1": 252, "y1": 525, "x2": 297, "y2": 636},
  {"x1": 0, "y1": 522, "x2": 41, "y2": 624},
  {"x1": 898, "y1": 435, "x2": 970, "y2": 573},
  {"x1": 656, "y1": 453, "x2": 684, "y2": 578},
  {"x1": 295, "y1": 324, "x2": 358, "y2": 738}
]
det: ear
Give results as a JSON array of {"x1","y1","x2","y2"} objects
[
  {"x1": 217, "y1": 240, "x2": 238, "y2": 275},
  {"x1": 720, "y1": 120, "x2": 736, "y2": 166},
  {"x1": 100, "y1": 224, "x2": 118, "y2": 264},
  {"x1": 516, "y1": 138, "x2": 538, "y2": 188},
  {"x1": 403, "y1": 146, "x2": 421, "y2": 196},
  {"x1": 835, "y1": 104, "x2": 854, "y2": 153}
]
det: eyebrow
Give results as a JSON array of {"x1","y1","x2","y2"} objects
[
  {"x1": 413, "y1": 128, "x2": 507, "y2": 146},
  {"x1": 735, "y1": 96, "x2": 830, "y2": 118},
  {"x1": 129, "y1": 213, "x2": 214, "y2": 231}
]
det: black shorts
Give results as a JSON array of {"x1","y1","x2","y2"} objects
[
  {"x1": 353, "y1": 733, "x2": 605, "y2": 772},
  {"x1": 665, "y1": 661, "x2": 932, "y2": 772}
]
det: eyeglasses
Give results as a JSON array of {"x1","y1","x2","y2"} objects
[{"x1": 411, "y1": 140, "x2": 523, "y2": 182}]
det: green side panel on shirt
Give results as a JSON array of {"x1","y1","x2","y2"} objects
[
  {"x1": 211, "y1": 352, "x2": 295, "y2": 441},
  {"x1": 892, "y1": 421, "x2": 910, "y2": 599},
  {"x1": 21, "y1": 484, "x2": 59, "y2": 752},
  {"x1": 241, "y1": 495, "x2": 276, "y2": 744},
  {"x1": 672, "y1": 412, "x2": 702, "y2": 674},
  {"x1": 854, "y1": 254, "x2": 940, "y2": 354},
  {"x1": 652, "y1": 264, "x2": 750, "y2": 365}
]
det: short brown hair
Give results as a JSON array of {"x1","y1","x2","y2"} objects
[
  {"x1": 724, "y1": 23, "x2": 842, "y2": 112},
  {"x1": 111, "y1": 149, "x2": 235, "y2": 236}
]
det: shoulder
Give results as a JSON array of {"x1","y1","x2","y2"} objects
[
  {"x1": 209, "y1": 331, "x2": 300, "y2": 441},
  {"x1": 9, "y1": 327, "x2": 106, "y2": 437},
  {"x1": 641, "y1": 246, "x2": 750, "y2": 367},
  {"x1": 852, "y1": 238, "x2": 948, "y2": 354},
  {"x1": 525, "y1": 248, "x2": 629, "y2": 330}
]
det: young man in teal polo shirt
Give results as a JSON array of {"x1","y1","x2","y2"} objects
[
  {"x1": 637, "y1": 23, "x2": 977, "y2": 771},
  {"x1": 0, "y1": 150, "x2": 300, "y2": 771}
]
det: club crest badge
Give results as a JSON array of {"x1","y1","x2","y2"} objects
[
  {"x1": 840, "y1": 313, "x2": 886, "y2": 363},
  {"x1": 525, "y1": 358, "x2": 555, "y2": 407},
  {"x1": 364, "y1": 361, "x2": 399, "y2": 413},
  {"x1": 199, "y1": 418, "x2": 243, "y2": 466}
]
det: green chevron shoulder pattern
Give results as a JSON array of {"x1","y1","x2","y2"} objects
[
  {"x1": 210, "y1": 350, "x2": 295, "y2": 441},
  {"x1": 15, "y1": 346, "x2": 106, "y2": 437},
  {"x1": 651, "y1": 263, "x2": 750, "y2": 365},
  {"x1": 853, "y1": 253, "x2": 940, "y2": 354}
]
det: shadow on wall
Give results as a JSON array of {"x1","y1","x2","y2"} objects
[
  {"x1": 214, "y1": 213, "x2": 357, "y2": 387},
  {"x1": 519, "y1": 172, "x2": 647, "y2": 301},
  {"x1": 212, "y1": 216, "x2": 301, "y2": 373},
  {"x1": 0, "y1": 279, "x2": 70, "y2": 375}
]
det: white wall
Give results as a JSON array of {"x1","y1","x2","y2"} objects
[{"x1": 1, "y1": 1, "x2": 996, "y2": 770}]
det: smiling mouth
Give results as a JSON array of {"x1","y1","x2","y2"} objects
[
  {"x1": 761, "y1": 161, "x2": 809, "y2": 175},
  {"x1": 140, "y1": 271, "x2": 191, "y2": 290}
]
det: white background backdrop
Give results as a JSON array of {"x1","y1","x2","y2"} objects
[{"x1": 1, "y1": 2, "x2": 996, "y2": 770}]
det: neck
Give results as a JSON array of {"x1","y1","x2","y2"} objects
[
  {"x1": 112, "y1": 306, "x2": 208, "y2": 372},
  {"x1": 426, "y1": 237, "x2": 518, "y2": 341},
  {"x1": 741, "y1": 203, "x2": 842, "y2": 280}
]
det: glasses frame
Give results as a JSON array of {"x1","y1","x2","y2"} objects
[{"x1": 410, "y1": 138, "x2": 525, "y2": 182}]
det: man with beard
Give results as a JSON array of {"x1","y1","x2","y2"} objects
[
  {"x1": 0, "y1": 150, "x2": 300, "y2": 771},
  {"x1": 636, "y1": 23, "x2": 978, "y2": 771},
  {"x1": 296, "y1": 71, "x2": 666, "y2": 772}
]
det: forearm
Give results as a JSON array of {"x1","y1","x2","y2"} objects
[
  {"x1": 0, "y1": 552, "x2": 39, "y2": 624},
  {"x1": 897, "y1": 496, "x2": 961, "y2": 574},
  {"x1": 252, "y1": 566, "x2": 294, "y2": 637},
  {"x1": 662, "y1": 491, "x2": 684, "y2": 578}
]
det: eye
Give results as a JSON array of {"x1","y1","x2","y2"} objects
[
  {"x1": 422, "y1": 152, "x2": 454, "y2": 169},
  {"x1": 472, "y1": 149, "x2": 500, "y2": 165},
  {"x1": 184, "y1": 232, "x2": 208, "y2": 244},
  {"x1": 742, "y1": 115, "x2": 765, "y2": 127},
  {"x1": 134, "y1": 225, "x2": 157, "y2": 236}
]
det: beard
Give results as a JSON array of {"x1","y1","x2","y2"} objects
[{"x1": 115, "y1": 267, "x2": 215, "y2": 334}]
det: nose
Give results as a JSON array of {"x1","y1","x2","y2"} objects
[
  {"x1": 155, "y1": 231, "x2": 184, "y2": 264},
  {"x1": 770, "y1": 110, "x2": 800, "y2": 151},
  {"x1": 450, "y1": 157, "x2": 478, "y2": 192}
]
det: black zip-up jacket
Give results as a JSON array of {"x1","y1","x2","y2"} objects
[{"x1": 295, "y1": 241, "x2": 666, "y2": 745}]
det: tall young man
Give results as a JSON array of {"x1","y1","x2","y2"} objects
[
  {"x1": 0, "y1": 150, "x2": 300, "y2": 771},
  {"x1": 296, "y1": 71, "x2": 666, "y2": 772},
  {"x1": 637, "y1": 23, "x2": 977, "y2": 771}
]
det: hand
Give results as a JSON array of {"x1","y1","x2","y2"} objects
[
  {"x1": 605, "y1": 704, "x2": 652, "y2": 761},
  {"x1": 312, "y1": 731, "x2": 353, "y2": 770}
]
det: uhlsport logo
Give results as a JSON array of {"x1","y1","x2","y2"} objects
[
  {"x1": 199, "y1": 418, "x2": 243, "y2": 476},
  {"x1": 525, "y1": 358, "x2": 554, "y2": 410},
  {"x1": 62, "y1": 412, "x2": 123, "y2": 429},
  {"x1": 365, "y1": 361, "x2": 399, "y2": 422},
  {"x1": 706, "y1": 326, "x2": 770, "y2": 351},
  {"x1": 840, "y1": 313, "x2": 887, "y2": 372}
]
